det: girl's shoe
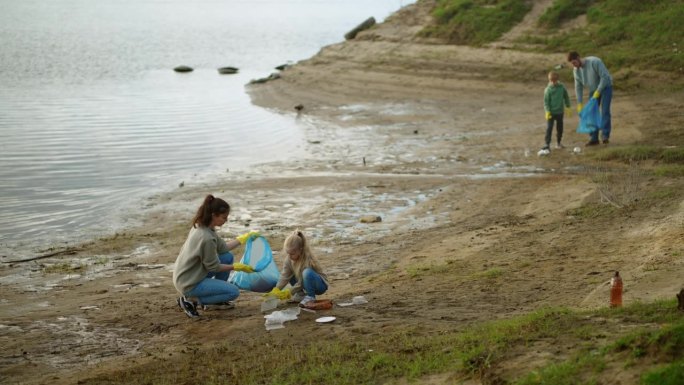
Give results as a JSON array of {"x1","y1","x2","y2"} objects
[{"x1": 299, "y1": 296, "x2": 315, "y2": 307}]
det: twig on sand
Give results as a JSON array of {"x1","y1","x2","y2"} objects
[{"x1": 1, "y1": 248, "x2": 81, "y2": 264}]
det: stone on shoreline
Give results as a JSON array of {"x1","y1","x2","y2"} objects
[
  {"x1": 359, "y1": 215, "x2": 382, "y2": 223},
  {"x1": 344, "y1": 17, "x2": 376, "y2": 40},
  {"x1": 173, "y1": 65, "x2": 193, "y2": 73}
]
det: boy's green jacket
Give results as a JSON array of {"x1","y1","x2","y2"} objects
[{"x1": 544, "y1": 82, "x2": 571, "y2": 115}]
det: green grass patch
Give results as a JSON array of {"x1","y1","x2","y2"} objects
[
  {"x1": 654, "y1": 165, "x2": 684, "y2": 177},
  {"x1": 662, "y1": 148, "x2": 684, "y2": 163},
  {"x1": 81, "y1": 301, "x2": 684, "y2": 385},
  {"x1": 514, "y1": 354, "x2": 605, "y2": 385},
  {"x1": 537, "y1": 0, "x2": 596, "y2": 29},
  {"x1": 642, "y1": 359, "x2": 684, "y2": 385},
  {"x1": 646, "y1": 187, "x2": 679, "y2": 200},
  {"x1": 513, "y1": 300, "x2": 684, "y2": 385},
  {"x1": 568, "y1": 202, "x2": 617, "y2": 218},
  {"x1": 419, "y1": 0, "x2": 532, "y2": 46},
  {"x1": 43, "y1": 262, "x2": 85, "y2": 274},
  {"x1": 473, "y1": 267, "x2": 504, "y2": 279},
  {"x1": 591, "y1": 146, "x2": 661, "y2": 162},
  {"x1": 541, "y1": 0, "x2": 684, "y2": 72}
]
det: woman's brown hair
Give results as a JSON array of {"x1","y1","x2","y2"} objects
[{"x1": 192, "y1": 195, "x2": 230, "y2": 227}]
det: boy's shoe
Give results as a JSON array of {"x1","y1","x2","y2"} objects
[
  {"x1": 201, "y1": 301, "x2": 235, "y2": 311},
  {"x1": 541, "y1": 145, "x2": 550, "y2": 151},
  {"x1": 602, "y1": 139, "x2": 609, "y2": 145},
  {"x1": 299, "y1": 296, "x2": 315, "y2": 307},
  {"x1": 585, "y1": 140, "x2": 600, "y2": 147},
  {"x1": 177, "y1": 296, "x2": 200, "y2": 318},
  {"x1": 555, "y1": 143, "x2": 564, "y2": 149}
]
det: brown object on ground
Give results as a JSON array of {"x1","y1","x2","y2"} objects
[
  {"x1": 301, "y1": 299, "x2": 334, "y2": 310},
  {"x1": 678, "y1": 289, "x2": 684, "y2": 311}
]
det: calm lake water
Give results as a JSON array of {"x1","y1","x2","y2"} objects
[{"x1": 0, "y1": 0, "x2": 412, "y2": 259}]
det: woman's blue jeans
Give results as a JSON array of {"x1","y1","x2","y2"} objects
[
  {"x1": 291, "y1": 267, "x2": 328, "y2": 298},
  {"x1": 184, "y1": 252, "x2": 240, "y2": 305}
]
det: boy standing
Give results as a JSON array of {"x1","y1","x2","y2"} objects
[{"x1": 543, "y1": 71, "x2": 571, "y2": 150}]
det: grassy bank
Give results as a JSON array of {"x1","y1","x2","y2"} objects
[
  {"x1": 419, "y1": 0, "x2": 532, "y2": 45},
  {"x1": 82, "y1": 301, "x2": 684, "y2": 384},
  {"x1": 421, "y1": 0, "x2": 684, "y2": 76}
]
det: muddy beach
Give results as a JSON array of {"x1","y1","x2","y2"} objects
[{"x1": 2, "y1": 1, "x2": 683, "y2": 384}]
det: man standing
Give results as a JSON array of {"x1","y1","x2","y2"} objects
[{"x1": 567, "y1": 51, "x2": 613, "y2": 146}]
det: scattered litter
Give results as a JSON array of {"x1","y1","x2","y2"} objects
[
  {"x1": 315, "y1": 316, "x2": 336, "y2": 323},
  {"x1": 264, "y1": 307, "x2": 300, "y2": 330},
  {"x1": 301, "y1": 299, "x2": 333, "y2": 310},
  {"x1": 261, "y1": 297, "x2": 279, "y2": 313},
  {"x1": 136, "y1": 264, "x2": 166, "y2": 269},
  {"x1": 573, "y1": 147, "x2": 582, "y2": 154},
  {"x1": 79, "y1": 306, "x2": 99, "y2": 310},
  {"x1": 337, "y1": 295, "x2": 368, "y2": 307}
]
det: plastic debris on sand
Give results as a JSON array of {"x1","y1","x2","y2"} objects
[
  {"x1": 264, "y1": 307, "x2": 300, "y2": 330},
  {"x1": 337, "y1": 296, "x2": 368, "y2": 307}
]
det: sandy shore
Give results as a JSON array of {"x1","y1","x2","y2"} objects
[{"x1": 2, "y1": 1, "x2": 683, "y2": 383}]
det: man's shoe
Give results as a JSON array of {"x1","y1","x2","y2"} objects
[
  {"x1": 201, "y1": 301, "x2": 235, "y2": 311},
  {"x1": 602, "y1": 139, "x2": 609, "y2": 145},
  {"x1": 585, "y1": 140, "x2": 600, "y2": 147},
  {"x1": 177, "y1": 297, "x2": 200, "y2": 318}
]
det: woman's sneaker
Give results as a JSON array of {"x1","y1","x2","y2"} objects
[{"x1": 177, "y1": 296, "x2": 200, "y2": 318}]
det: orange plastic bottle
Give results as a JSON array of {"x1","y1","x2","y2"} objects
[{"x1": 610, "y1": 271, "x2": 623, "y2": 307}]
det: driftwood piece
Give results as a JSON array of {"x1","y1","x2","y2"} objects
[
  {"x1": 677, "y1": 288, "x2": 684, "y2": 311},
  {"x1": 1, "y1": 248, "x2": 80, "y2": 264}
]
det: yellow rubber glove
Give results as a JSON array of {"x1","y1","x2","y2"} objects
[
  {"x1": 236, "y1": 230, "x2": 260, "y2": 245},
  {"x1": 564, "y1": 107, "x2": 572, "y2": 117},
  {"x1": 545, "y1": 111, "x2": 552, "y2": 121},
  {"x1": 263, "y1": 287, "x2": 281, "y2": 298},
  {"x1": 577, "y1": 103, "x2": 583, "y2": 114},
  {"x1": 592, "y1": 90, "x2": 600, "y2": 99},
  {"x1": 233, "y1": 263, "x2": 254, "y2": 273},
  {"x1": 264, "y1": 287, "x2": 291, "y2": 300}
]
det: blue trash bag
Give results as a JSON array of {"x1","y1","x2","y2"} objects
[
  {"x1": 229, "y1": 236, "x2": 280, "y2": 293},
  {"x1": 577, "y1": 97, "x2": 601, "y2": 134}
]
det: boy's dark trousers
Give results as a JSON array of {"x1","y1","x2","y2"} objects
[{"x1": 545, "y1": 113, "x2": 563, "y2": 147}]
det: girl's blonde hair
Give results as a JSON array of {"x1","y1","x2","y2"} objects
[{"x1": 283, "y1": 229, "x2": 322, "y2": 279}]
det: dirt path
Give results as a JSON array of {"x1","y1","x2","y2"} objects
[{"x1": 1, "y1": 1, "x2": 683, "y2": 384}]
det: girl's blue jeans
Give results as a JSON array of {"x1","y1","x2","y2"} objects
[
  {"x1": 184, "y1": 252, "x2": 240, "y2": 305},
  {"x1": 291, "y1": 267, "x2": 328, "y2": 298}
]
